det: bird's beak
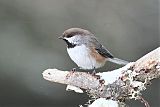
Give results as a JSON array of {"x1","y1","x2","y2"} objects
[{"x1": 58, "y1": 36, "x2": 64, "y2": 39}]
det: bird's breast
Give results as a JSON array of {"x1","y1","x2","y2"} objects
[{"x1": 67, "y1": 44, "x2": 106, "y2": 69}]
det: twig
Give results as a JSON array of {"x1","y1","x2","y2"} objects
[{"x1": 138, "y1": 96, "x2": 150, "y2": 107}]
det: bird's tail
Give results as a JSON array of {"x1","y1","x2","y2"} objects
[{"x1": 108, "y1": 57, "x2": 129, "y2": 65}]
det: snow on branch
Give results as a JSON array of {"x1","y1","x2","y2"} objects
[{"x1": 42, "y1": 47, "x2": 160, "y2": 107}]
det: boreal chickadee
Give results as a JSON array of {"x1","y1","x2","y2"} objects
[{"x1": 59, "y1": 28, "x2": 129, "y2": 70}]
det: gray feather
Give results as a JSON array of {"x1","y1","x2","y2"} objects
[
  {"x1": 108, "y1": 58, "x2": 129, "y2": 65},
  {"x1": 87, "y1": 35, "x2": 114, "y2": 58},
  {"x1": 95, "y1": 45, "x2": 114, "y2": 58}
]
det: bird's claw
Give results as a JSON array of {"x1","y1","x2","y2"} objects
[{"x1": 71, "y1": 68, "x2": 77, "y2": 72}]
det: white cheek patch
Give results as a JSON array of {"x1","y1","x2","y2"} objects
[{"x1": 64, "y1": 35, "x2": 80, "y2": 44}]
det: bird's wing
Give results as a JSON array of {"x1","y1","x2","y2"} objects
[
  {"x1": 95, "y1": 44, "x2": 114, "y2": 58},
  {"x1": 88, "y1": 36, "x2": 114, "y2": 58}
]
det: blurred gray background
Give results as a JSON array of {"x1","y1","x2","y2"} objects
[{"x1": 0, "y1": 0, "x2": 159, "y2": 107}]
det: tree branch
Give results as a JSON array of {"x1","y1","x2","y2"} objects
[{"x1": 42, "y1": 47, "x2": 160, "y2": 107}]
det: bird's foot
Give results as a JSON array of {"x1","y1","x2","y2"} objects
[
  {"x1": 91, "y1": 68, "x2": 101, "y2": 79},
  {"x1": 70, "y1": 67, "x2": 79, "y2": 73},
  {"x1": 71, "y1": 68, "x2": 77, "y2": 72},
  {"x1": 91, "y1": 69, "x2": 96, "y2": 75}
]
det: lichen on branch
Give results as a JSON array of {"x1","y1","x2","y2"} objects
[{"x1": 42, "y1": 47, "x2": 160, "y2": 107}]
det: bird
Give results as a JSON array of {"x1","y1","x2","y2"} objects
[{"x1": 59, "y1": 28, "x2": 129, "y2": 71}]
